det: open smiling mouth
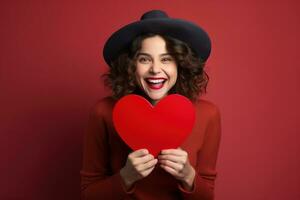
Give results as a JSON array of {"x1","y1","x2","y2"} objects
[{"x1": 145, "y1": 78, "x2": 167, "y2": 90}]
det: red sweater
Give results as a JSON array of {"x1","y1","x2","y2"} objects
[{"x1": 80, "y1": 96, "x2": 222, "y2": 200}]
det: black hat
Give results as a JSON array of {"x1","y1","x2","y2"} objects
[{"x1": 103, "y1": 10, "x2": 211, "y2": 67}]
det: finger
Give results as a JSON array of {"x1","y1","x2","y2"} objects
[
  {"x1": 140, "y1": 165, "x2": 155, "y2": 177},
  {"x1": 133, "y1": 154, "x2": 154, "y2": 166},
  {"x1": 160, "y1": 164, "x2": 179, "y2": 177},
  {"x1": 131, "y1": 149, "x2": 149, "y2": 158},
  {"x1": 137, "y1": 159, "x2": 158, "y2": 171},
  {"x1": 158, "y1": 155, "x2": 185, "y2": 164},
  {"x1": 159, "y1": 159, "x2": 183, "y2": 172},
  {"x1": 160, "y1": 149, "x2": 187, "y2": 156}
]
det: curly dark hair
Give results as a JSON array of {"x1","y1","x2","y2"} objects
[{"x1": 102, "y1": 32, "x2": 209, "y2": 103}]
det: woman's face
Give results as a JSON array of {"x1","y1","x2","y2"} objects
[{"x1": 135, "y1": 35, "x2": 178, "y2": 105}]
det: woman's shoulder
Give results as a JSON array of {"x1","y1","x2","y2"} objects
[
  {"x1": 96, "y1": 95, "x2": 116, "y2": 106},
  {"x1": 195, "y1": 98, "x2": 221, "y2": 119},
  {"x1": 89, "y1": 96, "x2": 117, "y2": 117}
]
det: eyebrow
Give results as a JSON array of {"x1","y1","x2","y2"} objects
[{"x1": 136, "y1": 52, "x2": 172, "y2": 57}]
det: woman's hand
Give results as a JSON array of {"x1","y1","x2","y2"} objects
[
  {"x1": 158, "y1": 147, "x2": 196, "y2": 191},
  {"x1": 120, "y1": 149, "x2": 158, "y2": 190}
]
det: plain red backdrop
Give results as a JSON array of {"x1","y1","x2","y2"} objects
[{"x1": 1, "y1": 1, "x2": 299, "y2": 200}]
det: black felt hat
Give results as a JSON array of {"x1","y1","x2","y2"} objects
[{"x1": 103, "y1": 10, "x2": 211, "y2": 67}]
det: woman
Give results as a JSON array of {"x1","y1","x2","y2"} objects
[{"x1": 80, "y1": 10, "x2": 221, "y2": 200}]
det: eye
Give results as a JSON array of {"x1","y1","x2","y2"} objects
[
  {"x1": 138, "y1": 57, "x2": 151, "y2": 63},
  {"x1": 161, "y1": 57, "x2": 173, "y2": 63}
]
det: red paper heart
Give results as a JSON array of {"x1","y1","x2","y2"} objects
[{"x1": 112, "y1": 94, "x2": 196, "y2": 157}]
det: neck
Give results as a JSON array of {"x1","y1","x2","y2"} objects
[
  {"x1": 132, "y1": 88, "x2": 159, "y2": 106},
  {"x1": 150, "y1": 99, "x2": 159, "y2": 106}
]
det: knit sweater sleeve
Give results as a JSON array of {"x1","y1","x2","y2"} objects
[
  {"x1": 80, "y1": 101, "x2": 136, "y2": 200},
  {"x1": 178, "y1": 105, "x2": 222, "y2": 200}
]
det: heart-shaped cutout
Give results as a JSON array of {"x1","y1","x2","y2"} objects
[{"x1": 112, "y1": 94, "x2": 196, "y2": 157}]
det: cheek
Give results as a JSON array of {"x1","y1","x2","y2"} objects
[
  {"x1": 135, "y1": 64, "x2": 147, "y2": 79},
  {"x1": 134, "y1": 69, "x2": 143, "y2": 80},
  {"x1": 168, "y1": 65, "x2": 178, "y2": 81},
  {"x1": 134, "y1": 72, "x2": 143, "y2": 88}
]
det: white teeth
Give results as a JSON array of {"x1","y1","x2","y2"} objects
[{"x1": 146, "y1": 79, "x2": 165, "y2": 83}]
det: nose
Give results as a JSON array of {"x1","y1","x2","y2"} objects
[{"x1": 149, "y1": 60, "x2": 161, "y2": 74}]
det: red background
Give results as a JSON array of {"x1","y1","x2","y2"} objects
[{"x1": 1, "y1": 1, "x2": 299, "y2": 200}]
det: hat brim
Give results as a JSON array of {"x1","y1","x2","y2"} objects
[{"x1": 103, "y1": 18, "x2": 211, "y2": 67}]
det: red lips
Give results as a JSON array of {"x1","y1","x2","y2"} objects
[{"x1": 145, "y1": 77, "x2": 167, "y2": 90}]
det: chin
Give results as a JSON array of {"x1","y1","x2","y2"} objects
[
  {"x1": 139, "y1": 80, "x2": 171, "y2": 103},
  {"x1": 146, "y1": 91, "x2": 168, "y2": 102}
]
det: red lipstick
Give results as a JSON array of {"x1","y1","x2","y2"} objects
[{"x1": 145, "y1": 77, "x2": 166, "y2": 90}]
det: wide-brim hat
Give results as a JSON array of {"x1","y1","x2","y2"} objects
[{"x1": 103, "y1": 10, "x2": 211, "y2": 67}]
